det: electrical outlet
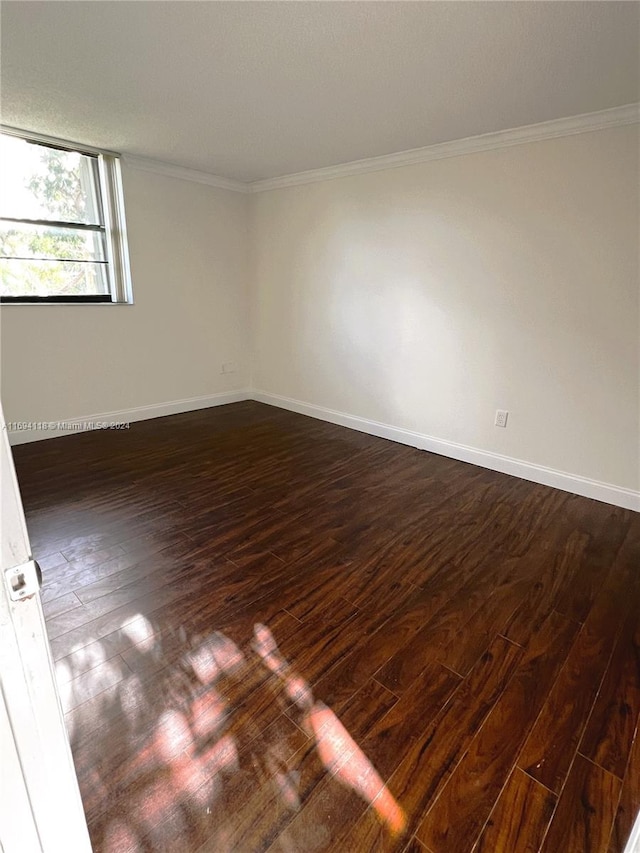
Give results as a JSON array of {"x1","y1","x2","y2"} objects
[
  {"x1": 220, "y1": 362, "x2": 236, "y2": 375},
  {"x1": 495, "y1": 409, "x2": 509, "y2": 428}
]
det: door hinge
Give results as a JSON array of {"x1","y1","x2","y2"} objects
[{"x1": 4, "y1": 559, "x2": 42, "y2": 601}]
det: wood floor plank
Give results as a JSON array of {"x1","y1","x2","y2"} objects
[
  {"x1": 473, "y1": 767, "x2": 556, "y2": 853},
  {"x1": 608, "y1": 725, "x2": 640, "y2": 853},
  {"x1": 400, "y1": 839, "x2": 428, "y2": 853},
  {"x1": 373, "y1": 552, "x2": 514, "y2": 692},
  {"x1": 35, "y1": 550, "x2": 70, "y2": 571},
  {"x1": 578, "y1": 541, "x2": 640, "y2": 779},
  {"x1": 518, "y1": 530, "x2": 639, "y2": 793},
  {"x1": 58, "y1": 655, "x2": 131, "y2": 714},
  {"x1": 42, "y1": 590, "x2": 82, "y2": 620},
  {"x1": 415, "y1": 610, "x2": 578, "y2": 853},
  {"x1": 334, "y1": 634, "x2": 523, "y2": 852},
  {"x1": 501, "y1": 530, "x2": 589, "y2": 646},
  {"x1": 196, "y1": 670, "x2": 400, "y2": 853},
  {"x1": 40, "y1": 545, "x2": 153, "y2": 605},
  {"x1": 553, "y1": 507, "x2": 631, "y2": 624},
  {"x1": 269, "y1": 663, "x2": 460, "y2": 851},
  {"x1": 308, "y1": 580, "x2": 462, "y2": 711},
  {"x1": 540, "y1": 754, "x2": 622, "y2": 853},
  {"x1": 9, "y1": 401, "x2": 638, "y2": 853}
]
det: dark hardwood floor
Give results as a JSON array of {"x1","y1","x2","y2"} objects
[{"x1": 11, "y1": 401, "x2": 640, "y2": 853}]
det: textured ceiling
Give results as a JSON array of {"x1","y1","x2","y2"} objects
[{"x1": 1, "y1": 1, "x2": 638, "y2": 182}]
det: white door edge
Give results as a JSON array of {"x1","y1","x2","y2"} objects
[{"x1": 0, "y1": 401, "x2": 92, "y2": 853}]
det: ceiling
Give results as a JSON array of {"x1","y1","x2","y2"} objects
[{"x1": 1, "y1": 1, "x2": 638, "y2": 182}]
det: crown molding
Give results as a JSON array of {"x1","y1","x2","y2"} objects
[
  {"x1": 118, "y1": 104, "x2": 639, "y2": 194},
  {"x1": 122, "y1": 155, "x2": 250, "y2": 193},
  {"x1": 248, "y1": 102, "x2": 640, "y2": 192}
]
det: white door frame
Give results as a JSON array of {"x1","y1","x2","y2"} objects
[{"x1": 0, "y1": 400, "x2": 92, "y2": 853}]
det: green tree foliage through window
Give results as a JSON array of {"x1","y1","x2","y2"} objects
[{"x1": 0, "y1": 136, "x2": 109, "y2": 298}]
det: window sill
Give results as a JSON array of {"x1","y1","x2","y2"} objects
[{"x1": 0, "y1": 300, "x2": 134, "y2": 306}]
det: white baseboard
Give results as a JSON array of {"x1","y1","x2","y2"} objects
[
  {"x1": 252, "y1": 390, "x2": 640, "y2": 513},
  {"x1": 7, "y1": 390, "x2": 251, "y2": 445},
  {"x1": 8, "y1": 387, "x2": 638, "y2": 512}
]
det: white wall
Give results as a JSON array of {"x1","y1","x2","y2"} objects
[
  {"x1": 250, "y1": 126, "x2": 640, "y2": 493},
  {"x1": 2, "y1": 126, "x2": 637, "y2": 499},
  {"x1": 0, "y1": 162, "x2": 250, "y2": 426}
]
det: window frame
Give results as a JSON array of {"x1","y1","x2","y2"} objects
[{"x1": 0, "y1": 126, "x2": 133, "y2": 305}]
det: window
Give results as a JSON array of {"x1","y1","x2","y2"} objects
[{"x1": 0, "y1": 129, "x2": 132, "y2": 303}]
